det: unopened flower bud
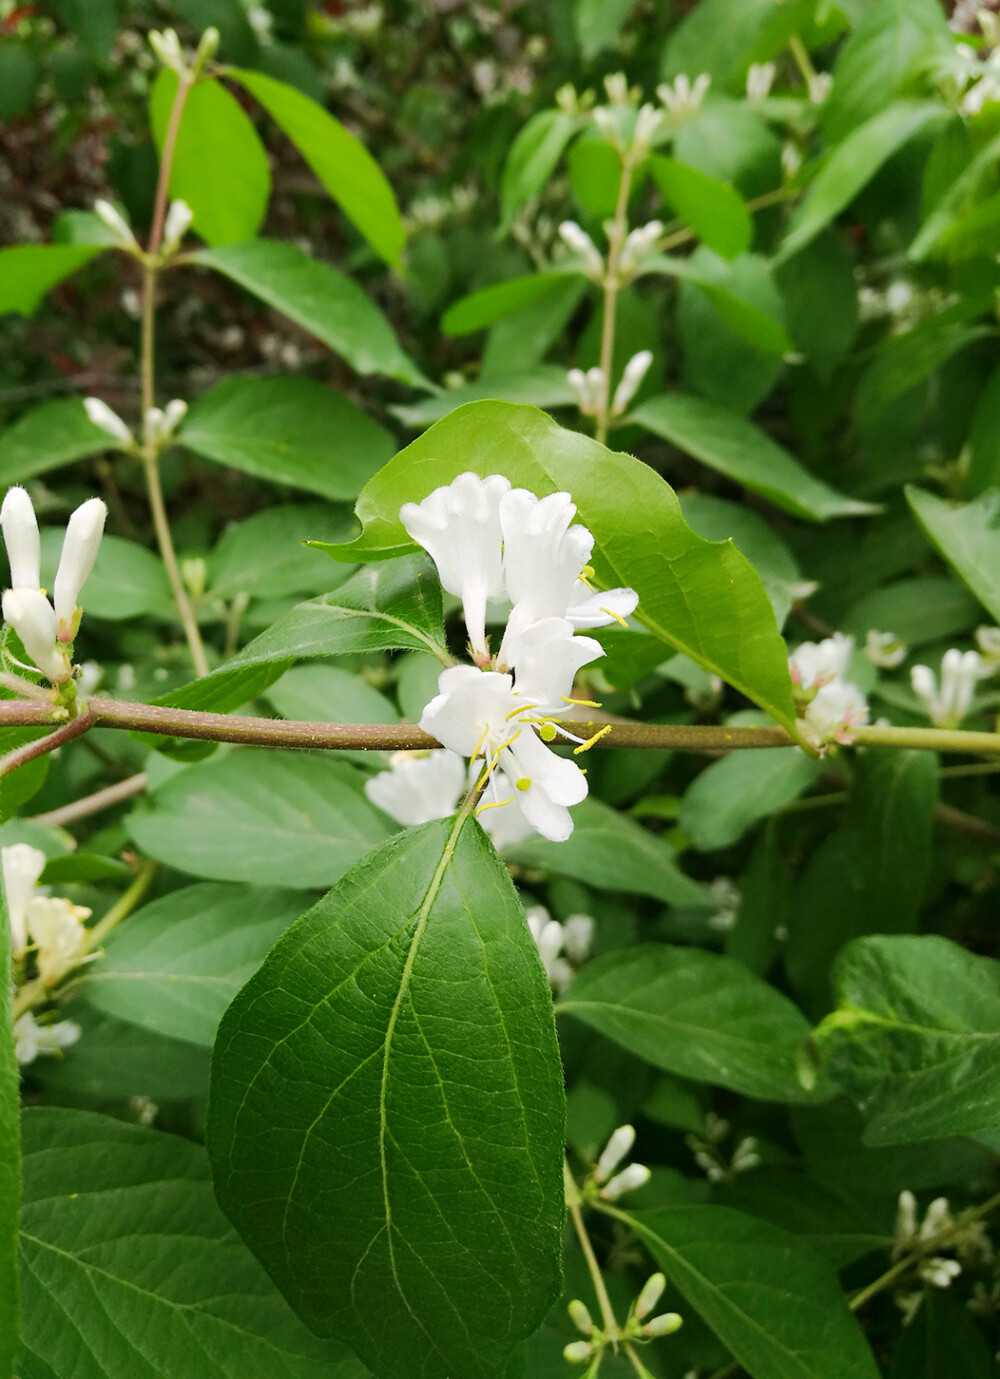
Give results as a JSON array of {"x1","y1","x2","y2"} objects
[
  {"x1": 604, "y1": 72, "x2": 630, "y2": 104},
  {"x1": 746, "y1": 62, "x2": 776, "y2": 101},
  {"x1": 612, "y1": 350, "x2": 653, "y2": 415},
  {"x1": 84, "y1": 397, "x2": 134, "y2": 447},
  {"x1": 195, "y1": 26, "x2": 220, "y2": 69},
  {"x1": 657, "y1": 72, "x2": 711, "y2": 119},
  {"x1": 53, "y1": 498, "x2": 107, "y2": 638},
  {"x1": 585, "y1": 366, "x2": 606, "y2": 410},
  {"x1": 631, "y1": 103, "x2": 664, "y2": 157},
  {"x1": 619, "y1": 222, "x2": 663, "y2": 277},
  {"x1": 563, "y1": 1340, "x2": 594, "y2": 1364},
  {"x1": 568, "y1": 1298, "x2": 594, "y2": 1334},
  {"x1": 567, "y1": 368, "x2": 595, "y2": 415},
  {"x1": 2, "y1": 587, "x2": 68, "y2": 682},
  {"x1": 162, "y1": 198, "x2": 194, "y2": 253},
  {"x1": 163, "y1": 397, "x2": 188, "y2": 434},
  {"x1": 919, "y1": 1256, "x2": 961, "y2": 1289},
  {"x1": 643, "y1": 1311, "x2": 683, "y2": 1338},
  {"x1": 593, "y1": 105, "x2": 623, "y2": 149},
  {"x1": 558, "y1": 221, "x2": 605, "y2": 281},
  {"x1": 808, "y1": 72, "x2": 833, "y2": 104},
  {"x1": 595, "y1": 1124, "x2": 636, "y2": 1183},
  {"x1": 635, "y1": 1272, "x2": 666, "y2": 1320},
  {"x1": 556, "y1": 83, "x2": 579, "y2": 113},
  {"x1": 94, "y1": 199, "x2": 138, "y2": 250},
  {"x1": 1, "y1": 486, "x2": 41, "y2": 591},
  {"x1": 149, "y1": 27, "x2": 185, "y2": 72},
  {"x1": 2, "y1": 841, "x2": 46, "y2": 959},
  {"x1": 920, "y1": 1197, "x2": 953, "y2": 1241},
  {"x1": 601, "y1": 1161, "x2": 650, "y2": 1201},
  {"x1": 895, "y1": 1190, "x2": 918, "y2": 1249}
]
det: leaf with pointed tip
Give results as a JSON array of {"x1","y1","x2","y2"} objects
[
  {"x1": 906, "y1": 485, "x2": 1000, "y2": 623},
  {"x1": 208, "y1": 818, "x2": 566, "y2": 1379},
  {"x1": 0, "y1": 397, "x2": 110, "y2": 487},
  {"x1": 0, "y1": 244, "x2": 105, "y2": 317}
]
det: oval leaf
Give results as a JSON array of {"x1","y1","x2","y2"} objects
[
  {"x1": 906, "y1": 485, "x2": 1000, "y2": 624},
  {"x1": 650, "y1": 156, "x2": 753, "y2": 260},
  {"x1": 0, "y1": 244, "x2": 105, "y2": 318},
  {"x1": 0, "y1": 398, "x2": 111, "y2": 487}
]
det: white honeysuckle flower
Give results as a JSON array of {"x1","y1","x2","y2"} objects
[
  {"x1": 93, "y1": 199, "x2": 138, "y2": 250},
  {"x1": 781, "y1": 141, "x2": 803, "y2": 179},
  {"x1": 501, "y1": 616, "x2": 603, "y2": 713},
  {"x1": 919, "y1": 1257, "x2": 962, "y2": 1289},
  {"x1": 364, "y1": 749, "x2": 466, "y2": 826},
  {"x1": 920, "y1": 1197, "x2": 953, "y2": 1242},
  {"x1": 746, "y1": 61, "x2": 776, "y2": 100},
  {"x1": 808, "y1": 71, "x2": 833, "y2": 103},
  {"x1": 619, "y1": 222, "x2": 663, "y2": 277},
  {"x1": 657, "y1": 72, "x2": 711, "y2": 118},
  {"x1": 603, "y1": 71, "x2": 630, "y2": 104},
  {"x1": 789, "y1": 633, "x2": 854, "y2": 692},
  {"x1": 53, "y1": 497, "x2": 107, "y2": 640},
  {"x1": 631, "y1": 102, "x2": 665, "y2": 156},
  {"x1": 2, "y1": 587, "x2": 69, "y2": 683},
  {"x1": 498, "y1": 489, "x2": 595, "y2": 660},
  {"x1": 143, "y1": 399, "x2": 188, "y2": 448},
  {"x1": 1, "y1": 486, "x2": 41, "y2": 591},
  {"x1": 911, "y1": 649, "x2": 982, "y2": 727},
  {"x1": 635, "y1": 1273, "x2": 667, "y2": 1320},
  {"x1": 976, "y1": 624, "x2": 1000, "y2": 665},
  {"x1": 566, "y1": 367, "x2": 594, "y2": 415},
  {"x1": 595, "y1": 1123, "x2": 635, "y2": 1183},
  {"x1": 557, "y1": 220, "x2": 605, "y2": 282},
  {"x1": 526, "y1": 905, "x2": 573, "y2": 992},
  {"x1": 895, "y1": 1189, "x2": 919, "y2": 1252},
  {"x1": 27, "y1": 895, "x2": 92, "y2": 984},
  {"x1": 400, "y1": 472, "x2": 510, "y2": 665},
  {"x1": 84, "y1": 396, "x2": 134, "y2": 447},
  {"x1": 565, "y1": 579, "x2": 638, "y2": 631},
  {"x1": 149, "y1": 27, "x2": 185, "y2": 72},
  {"x1": 419, "y1": 665, "x2": 588, "y2": 842},
  {"x1": 592, "y1": 105, "x2": 624, "y2": 149},
  {"x1": 611, "y1": 349, "x2": 653, "y2": 415},
  {"x1": 561, "y1": 913, "x2": 595, "y2": 965},
  {"x1": 866, "y1": 629, "x2": 907, "y2": 669},
  {"x1": 803, "y1": 678, "x2": 869, "y2": 745},
  {"x1": 163, "y1": 398, "x2": 188, "y2": 433},
  {"x1": 600, "y1": 1161, "x2": 651, "y2": 1201},
  {"x1": 475, "y1": 765, "x2": 535, "y2": 849},
  {"x1": 14, "y1": 1011, "x2": 81, "y2": 1066},
  {"x1": 162, "y1": 198, "x2": 194, "y2": 253},
  {"x1": 2, "y1": 842, "x2": 46, "y2": 959}
]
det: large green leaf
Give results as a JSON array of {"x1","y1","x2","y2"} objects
[
  {"x1": 179, "y1": 375, "x2": 396, "y2": 500},
  {"x1": 618, "y1": 1205, "x2": 880, "y2": 1379},
  {"x1": 208, "y1": 818, "x2": 565, "y2": 1379},
  {"x1": 190, "y1": 240, "x2": 430, "y2": 388},
  {"x1": 643, "y1": 250, "x2": 793, "y2": 357},
  {"x1": 649, "y1": 157, "x2": 752, "y2": 260},
  {"x1": 38, "y1": 530, "x2": 173, "y2": 621},
  {"x1": 151, "y1": 70, "x2": 270, "y2": 246},
  {"x1": 500, "y1": 108, "x2": 582, "y2": 231},
  {"x1": 208, "y1": 504, "x2": 356, "y2": 601},
  {"x1": 680, "y1": 747, "x2": 823, "y2": 851},
  {"x1": 0, "y1": 398, "x2": 111, "y2": 490},
  {"x1": 442, "y1": 271, "x2": 580, "y2": 336},
  {"x1": 320, "y1": 402, "x2": 799, "y2": 732},
  {"x1": 777, "y1": 103, "x2": 947, "y2": 263},
  {"x1": 909, "y1": 129, "x2": 1000, "y2": 262},
  {"x1": 887, "y1": 1291, "x2": 996, "y2": 1379},
  {"x1": 0, "y1": 245, "x2": 105, "y2": 317},
  {"x1": 813, "y1": 935, "x2": 1000, "y2": 1146},
  {"x1": 632, "y1": 394, "x2": 874, "y2": 522},
  {"x1": 78, "y1": 883, "x2": 306, "y2": 1047},
  {"x1": 0, "y1": 850, "x2": 19, "y2": 1377},
  {"x1": 558, "y1": 944, "x2": 823, "y2": 1103},
  {"x1": 128, "y1": 751, "x2": 390, "y2": 888},
  {"x1": 508, "y1": 796, "x2": 711, "y2": 907},
  {"x1": 906, "y1": 485, "x2": 1000, "y2": 623},
  {"x1": 230, "y1": 67, "x2": 404, "y2": 266},
  {"x1": 18, "y1": 1107, "x2": 366, "y2": 1378}
]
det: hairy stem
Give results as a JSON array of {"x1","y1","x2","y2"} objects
[
  {"x1": 595, "y1": 160, "x2": 635, "y2": 445},
  {"x1": 565, "y1": 1158, "x2": 621, "y2": 1341}
]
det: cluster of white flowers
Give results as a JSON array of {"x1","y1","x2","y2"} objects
[
  {"x1": 525, "y1": 904, "x2": 594, "y2": 994},
  {"x1": 890, "y1": 1190, "x2": 993, "y2": 1319},
  {"x1": 567, "y1": 349, "x2": 652, "y2": 419},
  {"x1": 84, "y1": 395, "x2": 188, "y2": 455},
  {"x1": 788, "y1": 633, "x2": 869, "y2": 746},
  {"x1": 686, "y1": 1112, "x2": 761, "y2": 1183},
  {"x1": 911, "y1": 648, "x2": 988, "y2": 728},
  {"x1": 397, "y1": 473, "x2": 637, "y2": 841},
  {"x1": 1, "y1": 486, "x2": 106, "y2": 685},
  {"x1": 656, "y1": 72, "x2": 711, "y2": 120},
  {"x1": 865, "y1": 629, "x2": 908, "y2": 669}
]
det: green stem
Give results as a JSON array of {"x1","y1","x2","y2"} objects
[
  {"x1": 595, "y1": 159, "x2": 634, "y2": 446},
  {"x1": 565, "y1": 1158, "x2": 621, "y2": 1342},
  {"x1": 87, "y1": 859, "x2": 158, "y2": 948}
]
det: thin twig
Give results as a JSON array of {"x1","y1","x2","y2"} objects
[
  {"x1": 0, "y1": 711, "x2": 93, "y2": 777},
  {"x1": 87, "y1": 859, "x2": 158, "y2": 948},
  {"x1": 565, "y1": 1159, "x2": 621, "y2": 1342},
  {"x1": 27, "y1": 772, "x2": 148, "y2": 827}
]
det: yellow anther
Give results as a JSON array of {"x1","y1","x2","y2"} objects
[
  {"x1": 562, "y1": 696, "x2": 602, "y2": 708},
  {"x1": 600, "y1": 606, "x2": 629, "y2": 629},
  {"x1": 515, "y1": 777, "x2": 531, "y2": 792},
  {"x1": 573, "y1": 724, "x2": 612, "y2": 754},
  {"x1": 477, "y1": 796, "x2": 514, "y2": 814},
  {"x1": 471, "y1": 724, "x2": 490, "y2": 760}
]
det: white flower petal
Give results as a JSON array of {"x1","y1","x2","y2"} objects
[
  {"x1": 364, "y1": 749, "x2": 466, "y2": 827},
  {"x1": 2, "y1": 841, "x2": 46, "y2": 957},
  {"x1": 53, "y1": 497, "x2": 107, "y2": 633},
  {"x1": 1, "y1": 486, "x2": 41, "y2": 591}
]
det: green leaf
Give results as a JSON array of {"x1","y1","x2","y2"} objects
[
  {"x1": 680, "y1": 491, "x2": 804, "y2": 627},
  {"x1": 150, "y1": 70, "x2": 270, "y2": 246},
  {"x1": 909, "y1": 130, "x2": 1000, "y2": 261},
  {"x1": 179, "y1": 374, "x2": 396, "y2": 500},
  {"x1": 0, "y1": 398, "x2": 110, "y2": 487},
  {"x1": 500, "y1": 108, "x2": 582, "y2": 231},
  {"x1": 968, "y1": 361, "x2": 1000, "y2": 494},
  {"x1": 681, "y1": 747, "x2": 823, "y2": 851},
  {"x1": 0, "y1": 245, "x2": 105, "y2": 318},
  {"x1": 18, "y1": 1107, "x2": 366, "y2": 1378},
  {"x1": 321, "y1": 402, "x2": 800, "y2": 733},
  {"x1": 190, "y1": 239, "x2": 431, "y2": 387},
  {"x1": 774, "y1": 232, "x2": 859, "y2": 378},
  {"x1": 906, "y1": 485, "x2": 1000, "y2": 624},
  {"x1": 78, "y1": 883, "x2": 306, "y2": 1046},
  {"x1": 632, "y1": 394, "x2": 874, "y2": 522},
  {"x1": 574, "y1": 0, "x2": 638, "y2": 59},
  {"x1": 230, "y1": 67, "x2": 404, "y2": 266},
  {"x1": 649, "y1": 157, "x2": 752, "y2": 260},
  {"x1": 208, "y1": 504, "x2": 356, "y2": 601},
  {"x1": 508, "y1": 796, "x2": 711, "y2": 907},
  {"x1": 558, "y1": 944, "x2": 824, "y2": 1102},
  {"x1": 814, "y1": 935, "x2": 1000, "y2": 1145},
  {"x1": 208, "y1": 817, "x2": 566, "y2": 1379},
  {"x1": 442, "y1": 271, "x2": 580, "y2": 336},
  {"x1": 619, "y1": 1205, "x2": 880, "y2": 1379},
  {"x1": 392, "y1": 366, "x2": 577, "y2": 428},
  {"x1": 0, "y1": 850, "x2": 19, "y2": 1377},
  {"x1": 841, "y1": 575, "x2": 979, "y2": 647},
  {"x1": 38, "y1": 530, "x2": 173, "y2": 621},
  {"x1": 644, "y1": 250, "x2": 793, "y2": 356},
  {"x1": 778, "y1": 103, "x2": 947, "y2": 263},
  {"x1": 224, "y1": 555, "x2": 447, "y2": 669},
  {"x1": 887, "y1": 1291, "x2": 996, "y2": 1379},
  {"x1": 0, "y1": 41, "x2": 39, "y2": 120},
  {"x1": 128, "y1": 751, "x2": 390, "y2": 888},
  {"x1": 265, "y1": 663, "x2": 397, "y2": 726}
]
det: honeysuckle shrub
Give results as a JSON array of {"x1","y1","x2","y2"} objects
[{"x1": 4, "y1": 2, "x2": 1000, "y2": 1377}]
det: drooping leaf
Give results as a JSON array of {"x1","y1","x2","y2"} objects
[
  {"x1": 0, "y1": 398, "x2": 111, "y2": 487},
  {"x1": 0, "y1": 245, "x2": 105, "y2": 318},
  {"x1": 681, "y1": 746, "x2": 823, "y2": 851},
  {"x1": 813, "y1": 934, "x2": 1000, "y2": 1146},
  {"x1": 906, "y1": 485, "x2": 1000, "y2": 624},
  {"x1": 618, "y1": 1205, "x2": 880, "y2": 1379},
  {"x1": 558, "y1": 944, "x2": 825, "y2": 1103},
  {"x1": 500, "y1": 108, "x2": 582, "y2": 231},
  {"x1": 442, "y1": 271, "x2": 581, "y2": 336},
  {"x1": 190, "y1": 240, "x2": 431, "y2": 387},
  {"x1": 18, "y1": 1107, "x2": 367, "y2": 1379},
  {"x1": 150, "y1": 70, "x2": 270, "y2": 246},
  {"x1": 128, "y1": 751, "x2": 390, "y2": 888},
  {"x1": 632, "y1": 393, "x2": 874, "y2": 522},
  {"x1": 319, "y1": 402, "x2": 799, "y2": 733},
  {"x1": 230, "y1": 67, "x2": 405, "y2": 266},
  {"x1": 649, "y1": 157, "x2": 753, "y2": 260},
  {"x1": 208, "y1": 818, "x2": 566, "y2": 1379},
  {"x1": 77, "y1": 883, "x2": 307, "y2": 1047},
  {"x1": 179, "y1": 374, "x2": 396, "y2": 500},
  {"x1": 0, "y1": 851, "x2": 19, "y2": 1377}
]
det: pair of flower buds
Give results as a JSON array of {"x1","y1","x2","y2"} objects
[{"x1": 1, "y1": 487, "x2": 107, "y2": 685}]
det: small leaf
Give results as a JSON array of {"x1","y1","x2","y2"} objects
[
  {"x1": 0, "y1": 245, "x2": 105, "y2": 318},
  {"x1": 500, "y1": 108, "x2": 582, "y2": 231},
  {"x1": 813, "y1": 934, "x2": 1000, "y2": 1145},
  {"x1": 230, "y1": 67, "x2": 405, "y2": 266},
  {"x1": 150, "y1": 70, "x2": 270, "y2": 246},
  {"x1": 265, "y1": 663, "x2": 398, "y2": 727},
  {"x1": 208, "y1": 818, "x2": 566, "y2": 1379},
  {"x1": 619, "y1": 1205, "x2": 881, "y2": 1379},
  {"x1": 128, "y1": 751, "x2": 390, "y2": 888},
  {"x1": 574, "y1": 0, "x2": 639, "y2": 59},
  {"x1": 681, "y1": 747, "x2": 823, "y2": 851},
  {"x1": 559, "y1": 944, "x2": 825, "y2": 1102},
  {"x1": 906, "y1": 485, "x2": 1000, "y2": 624},
  {"x1": 190, "y1": 239, "x2": 431, "y2": 387},
  {"x1": 632, "y1": 393, "x2": 875, "y2": 522},
  {"x1": 0, "y1": 852, "x2": 19, "y2": 1375},
  {"x1": 179, "y1": 374, "x2": 396, "y2": 500},
  {"x1": 909, "y1": 129, "x2": 1000, "y2": 261},
  {"x1": 650, "y1": 156, "x2": 753, "y2": 259},
  {"x1": 442, "y1": 270, "x2": 581, "y2": 336},
  {"x1": 0, "y1": 398, "x2": 111, "y2": 487}
]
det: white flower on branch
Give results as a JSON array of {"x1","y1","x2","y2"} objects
[
  {"x1": 866, "y1": 629, "x2": 908, "y2": 669},
  {"x1": 93, "y1": 199, "x2": 138, "y2": 251},
  {"x1": 619, "y1": 223, "x2": 663, "y2": 279},
  {"x1": 789, "y1": 633, "x2": 854, "y2": 691},
  {"x1": 2, "y1": 842, "x2": 46, "y2": 960},
  {"x1": 525, "y1": 904, "x2": 593, "y2": 992},
  {"x1": 84, "y1": 397, "x2": 134, "y2": 448},
  {"x1": 611, "y1": 350, "x2": 653, "y2": 415},
  {"x1": 601, "y1": 1161, "x2": 651, "y2": 1201},
  {"x1": 364, "y1": 749, "x2": 467, "y2": 826},
  {"x1": 1, "y1": 486, "x2": 41, "y2": 591},
  {"x1": 911, "y1": 649, "x2": 982, "y2": 727},
  {"x1": 54, "y1": 498, "x2": 107, "y2": 641},
  {"x1": 161, "y1": 199, "x2": 194, "y2": 255},
  {"x1": 143, "y1": 399, "x2": 188, "y2": 449},
  {"x1": 27, "y1": 895, "x2": 92, "y2": 985},
  {"x1": 746, "y1": 62, "x2": 776, "y2": 101},
  {"x1": 1, "y1": 588, "x2": 68, "y2": 684},
  {"x1": 803, "y1": 678, "x2": 869, "y2": 746},
  {"x1": 557, "y1": 220, "x2": 605, "y2": 282},
  {"x1": 14, "y1": 1011, "x2": 80, "y2": 1066},
  {"x1": 657, "y1": 72, "x2": 711, "y2": 119}
]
